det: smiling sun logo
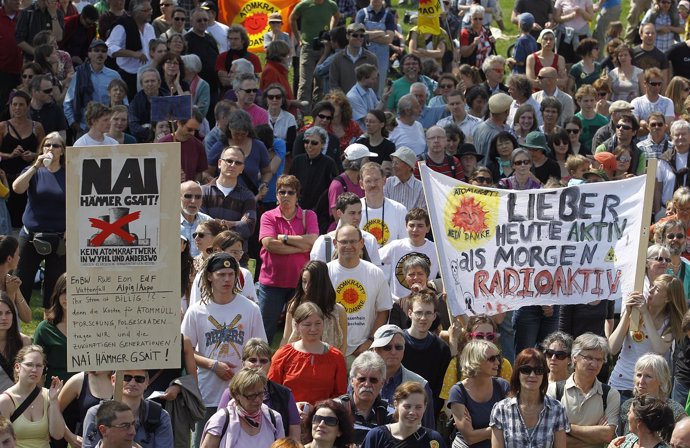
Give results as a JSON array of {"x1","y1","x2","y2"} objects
[{"x1": 444, "y1": 186, "x2": 498, "y2": 251}]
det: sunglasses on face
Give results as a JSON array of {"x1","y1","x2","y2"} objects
[
  {"x1": 649, "y1": 122, "x2": 664, "y2": 128},
  {"x1": 486, "y1": 355, "x2": 501, "y2": 363},
  {"x1": 305, "y1": 139, "x2": 322, "y2": 146},
  {"x1": 42, "y1": 88, "x2": 53, "y2": 94},
  {"x1": 278, "y1": 190, "x2": 296, "y2": 196},
  {"x1": 174, "y1": 16, "x2": 186, "y2": 21},
  {"x1": 470, "y1": 331, "x2": 496, "y2": 341},
  {"x1": 192, "y1": 232, "x2": 206, "y2": 238},
  {"x1": 123, "y1": 374, "x2": 147, "y2": 383},
  {"x1": 349, "y1": 33, "x2": 365, "y2": 38},
  {"x1": 513, "y1": 160, "x2": 530, "y2": 166},
  {"x1": 245, "y1": 357, "x2": 270, "y2": 364},
  {"x1": 667, "y1": 233, "x2": 686, "y2": 240},
  {"x1": 473, "y1": 176, "x2": 492, "y2": 184},
  {"x1": 649, "y1": 256, "x2": 671, "y2": 263},
  {"x1": 183, "y1": 193, "x2": 202, "y2": 200},
  {"x1": 440, "y1": 83, "x2": 455, "y2": 88},
  {"x1": 317, "y1": 113, "x2": 333, "y2": 121},
  {"x1": 597, "y1": 91, "x2": 608, "y2": 97},
  {"x1": 313, "y1": 415, "x2": 339, "y2": 426},
  {"x1": 544, "y1": 349, "x2": 569, "y2": 360},
  {"x1": 221, "y1": 158, "x2": 244, "y2": 166},
  {"x1": 518, "y1": 365, "x2": 546, "y2": 375},
  {"x1": 266, "y1": 94, "x2": 282, "y2": 100},
  {"x1": 618, "y1": 155, "x2": 632, "y2": 162},
  {"x1": 380, "y1": 344, "x2": 404, "y2": 351},
  {"x1": 565, "y1": 128, "x2": 580, "y2": 134},
  {"x1": 240, "y1": 88, "x2": 258, "y2": 93},
  {"x1": 616, "y1": 124, "x2": 633, "y2": 130},
  {"x1": 44, "y1": 143, "x2": 62, "y2": 148},
  {"x1": 648, "y1": 81, "x2": 663, "y2": 87}
]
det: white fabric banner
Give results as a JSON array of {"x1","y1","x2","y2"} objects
[{"x1": 419, "y1": 165, "x2": 647, "y2": 316}]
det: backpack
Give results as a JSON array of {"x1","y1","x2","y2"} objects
[
  {"x1": 314, "y1": 175, "x2": 348, "y2": 234},
  {"x1": 555, "y1": 380, "x2": 610, "y2": 413},
  {"x1": 217, "y1": 407, "x2": 279, "y2": 442},
  {"x1": 87, "y1": 399, "x2": 162, "y2": 445}
]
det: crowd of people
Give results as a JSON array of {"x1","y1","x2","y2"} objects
[{"x1": 3, "y1": 0, "x2": 690, "y2": 445}]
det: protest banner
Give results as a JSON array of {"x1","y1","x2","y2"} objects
[
  {"x1": 419, "y1": 164, "x2": 647, "y2": 316},
  {"x1": 66, "y1": 144, "x2": 181, "y2": 371},
  {"x1": 218, "y1": 0, "x2": 295, "y2": 52},
  {"x1": 418, "y1": 0, "x2": 442, "y2": 35}
]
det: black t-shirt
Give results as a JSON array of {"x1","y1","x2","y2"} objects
[
  {"x1": 674, "y1": 336, "x2": 690, "y2": 387},
  {"x1": 632, "y1": 45, "x2": 670, "y2": 71},
  {"x1": 30, "y1": 102, "x2": 68, "y2": 135},
  {"x1": 532, "y1": 157, "x2": 561, "y2": 184},
  {"x1": 667, "y1": 42, "x2": 690, "y2": 79},
  {"x1": 355, "y1": 136, "x2": 396, "y2": 164},
  {"x1": 558, "y1": 300, "x2": 615, "y2": 339}
]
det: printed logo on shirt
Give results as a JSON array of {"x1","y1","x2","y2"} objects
[
  {"x1": 430, "y1": 441, "x2": 440, "y2": 448},
  {"x1": 395, "y1": 252, "x2": 432, "y2": 288},
  {"x1": 335, "y1": 278, "x2": 367, "y2": 314},
  {"x1": 363, "y1": 218, "x2": 390, "y2": 245},
  {"x1": 205, "y1": 313, "x2": 245, "y2": 358},
  {"x1": 444, "y1": 186, "x2": 498, "y2": 251}
]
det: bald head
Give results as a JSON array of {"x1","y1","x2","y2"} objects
[
  {"x1": 538, "y1": 67, "x2": 558, "y2": 92},
  {"x1": 180, "y1": 181, "x2": 202, "y2": 216},
  {"x1": 672, "y1": 417, "x2": 690, "y2": 448}
]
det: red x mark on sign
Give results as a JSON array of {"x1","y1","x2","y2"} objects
[{"x1": 88, "y1": 211, "x2": 141, "y2": 247}]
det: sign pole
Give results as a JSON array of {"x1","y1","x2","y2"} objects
[{"x1": 113, "y1": 370, "x2": 124, "y2": 401}]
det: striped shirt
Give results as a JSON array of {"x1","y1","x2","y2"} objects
[
  {"x1": 200, "y1": 179, "x2": 257, "y2": 243},
  {"x1": 384, "y1": 175, "x2": 426, "y2": 211}
]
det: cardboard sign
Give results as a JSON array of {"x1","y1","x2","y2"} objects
[{"x1": 66, "y1": 143, "x2": 181, "y2": 371}]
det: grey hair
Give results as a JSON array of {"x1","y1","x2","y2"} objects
[
  {"x1": 231, "y1": 58, "x2": 254, "y2": 76},
  {"x1": 469, "y1": 4, "x2": 485, "y2": 17},
  {"x1": 350, "y1": 351, "x2": 386, "y2": 379},
  {"x1": 647, "y1": 243, "x2": 671, "y2": 259},
  {"x1": 541, "y1": 331, "x2": 573, "y2": 353},
  {"x1": 634, "y1": 353, "x2": 672, "y2": 397},
  {"x1": 481, "y1": 55, "x2": 505, "y2": 74},
  {"x1": 342, "y1": 157, "x2": 364, "y2": 171},
  {"x1": 655, "y1": 219, "x2": 687, "y2": 244},
  {"x1": 227, "y1": 109, "x2": 253, "y2": 134},
  {"x1": 571, "y1": 332, "x2": 609, "y2": 361},
  {"x1": 670, "y1": 119, "x2": 690, "y2": 135},
  {"x1": 304, "y1": 126, "x2": 327, "y2": 143},
  {"x1": 402, "y1": 255, "x2": 430, "y2": 277},
  {"x1": 232, "y1": 72, "x2": 258, "y2": 91},
  {"x1": 510, "y1": 148, "x2": 531, "y2": 164},
  {"x1": 410, "y1": 82, "x2": 428, "y2": 96},
  {"x1": 397, "y1": 94, "x2": 419, "y2": 116},
  {"x1": 139, "y1": 67, "x2": 160, "y2": 85},
  {"x1": 130, "y1": 0, "x2": 151, "y2": 14},
  {"x1": 180, "y1": 54, "x2": 202, "y2": 74}
]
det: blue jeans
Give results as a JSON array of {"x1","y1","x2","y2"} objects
[
  {"x1": 672, "y1": 380, "x2": 690, "y2": 407},
  {"x1": 513, "y1": 306, "x2": 560, "y2": 355},
  {"x1": 257, "y1": 283, "x2": 295, "y2": 342},
  {"x1": 499, "y1": 311, "x2": 515, "y2": 364}
]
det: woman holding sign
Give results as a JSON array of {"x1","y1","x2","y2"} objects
[{"x1": 11, "y1": 132, "x2": 65, "y2": 309}]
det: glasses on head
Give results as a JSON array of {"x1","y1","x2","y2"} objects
[
  {"x1": 21, "y1": 362, "x2": 45, "y2": 371},
  {"x1": 648, "y1": 81, "x2": 663, "y2": 87},
  {"x1": 355, "y1": 376, "x2": 380, "y2": 384},
  {"x1": 240, "y1": 88, "x2": 258, "y2": 94},
  {"x1": 221, "y1": 158, "x2": 244, "y2": 166},
  {"x1": 183, "y1": 193, "x2": 202, "y2": 200},
  {"x1": 518, "y1": 365, "x2": 546, "y2": 375},
  {"x1": 616, "y1": 124, "x2": 633, "y2": 130},
  {"x1": 108, "y1": 420, "x2": 137, "y2": 430},
  {"x1": 513, "y1": 160, "x2": 530, "y2": 166},
  {"x1": 278, "y1": 190, "x2": 296, "y2": 196},
  {"x1": 313, "y1": 414, "x2": 339, "y2": 426},
  {"x1": 317, "y1": 113, "x2": 333, "y2": 121},
  {"x1": 305, "y1": 139, "x2": 322, "y2": 146},
  {"x1": 380, "y1": 344, "x2": 404, "y2": 351},
  {"x1": 266, "y1": 94, "x2": 282, "y2": 100},
  {"x1": 565, "y1": 128, "x2": 580, "y2": 134},
  {"x1": 44, "y1": 143, "x2": 62, "y2": 148},
  {"x1": 245, "y1": 357, "x2": 269, "y2": 364},
  {"x1": 411, "y1": 310, "x2": 436, "y2": 319},
  {"x1": 667, "y1": 233, "x2": 686, "y2": 240},
  {"x1": 470, "y1": 331, "x2": 497, "y2": 341},
  {"x1": 544, "y1": 349, "x2": 569, "y2": 360},
  {"x1": 41, "y1": 88, "x2": 53, "y2": 94},
  {"x1": 486, "y1": 355, "x2": 501, "y2": 363},
  {"x1": 618, "y1": 155, "x2": 632, "y2": 162},
  {"x1": 242, "y1": 391, "x2": 264, "y2": 401},
  {"x1": 192, "y1": 232, "x2": 206, "y2": 239},
  {"x1": 123, "y1": 374, "x2": 146, "y2": 383},
  {"x1": 649, "y1": 122, "x2": 664, "y2": 128},
  {"x1": 648, "y1": 255, "x2": 671, "y2": 263}
]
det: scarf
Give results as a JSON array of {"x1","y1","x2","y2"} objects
[{"x1": 236, "y1": 402, "x2": 262, "y2": 429}]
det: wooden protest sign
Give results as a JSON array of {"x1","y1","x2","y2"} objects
[{"x1": 65, "y1": 143, "x2": 181, "y2": 371}]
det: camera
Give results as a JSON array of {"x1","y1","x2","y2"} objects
[{"x1": 311, "y1": 30, "x2": 330, "y2": 50}]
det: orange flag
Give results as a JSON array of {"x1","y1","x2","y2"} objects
[
  {"x1": 218, "y1": 0, "x2": 297, "y2": 53},
  {"x1": 417, "y1": 0, "x2": 441, "y2": 35}
]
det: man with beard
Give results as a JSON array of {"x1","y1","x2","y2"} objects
[
  {"x1": 655, "y1": 220, "x2": 690, "y2": 296},
  {"x1": 180, "y1": 180, "x2": 210, "y2": 257}
]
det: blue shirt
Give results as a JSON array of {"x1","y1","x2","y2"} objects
[
  {"x1": 512, "y1": 34, "x2": 539, "y2": 74},
  {"x1": 381, "y1": 367, "x2": 436, "y2": 430},
  {"x1": 63, "y1": 64, "x2": 123, "y2": 130},
  {"x1": 180, "y1": 211, "x2": 211, "y2": 257},
  {"x1": 347, "y1": 83, "x2": 379, "y2": 129}
]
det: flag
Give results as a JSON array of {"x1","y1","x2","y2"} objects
[
  {"x1": 419, "y1": 165, "x2": 646, "y2": 316},
  {"x1": 417, "y1": 0, "x2": 441, "y2": 35},
  {"x1": 218, "y1": 0, "x2": 296, "y2": 53}
]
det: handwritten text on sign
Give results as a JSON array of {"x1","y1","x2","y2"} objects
[
  {"x1": 66, "y1": 144, "x2": 181, "y2": 371},
  {"x1": 419, "y1": 165, "x2": 645, "y2": 316}
]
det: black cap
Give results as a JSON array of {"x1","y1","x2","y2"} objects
[
  {"x1": 206, "y1": 253, "x2": 238, "y2": 273},
  {"x1": 200, "y1": 1, "x2": 218, "y2": 13},
  {"x1": 457, "y1": 143, "x2": 484, "y2": 161}
]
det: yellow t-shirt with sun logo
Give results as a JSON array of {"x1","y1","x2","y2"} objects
[{"x1": 360, "y1": 198, "x2": 408, "y2": 247}]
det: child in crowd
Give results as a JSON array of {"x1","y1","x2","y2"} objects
[
  {"x1": 565, "y1": 154, "x2": 591, "y2": 186},
  {"x1": 593, "y1": 151, "x2": 617, "y2": 180},
  {"x1": 509, "y1": 13, "x2": 538, "y2": 75}
]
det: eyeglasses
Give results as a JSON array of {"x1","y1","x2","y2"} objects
[
  {"x1": 278, "y1": 190, "x2": 296, "y2": 196},
  {"x1": 649, "y1": 122, "x2": 664, "y2": 128},
  {"x1": 473, "y1": 176, "x2": 492, "y2": 184},
  {"x1": 486, "y1": 355, "x2": 501, "y2": 363},
  {"x1": 470, "y1": 331, "x2": 497, "y2": 341},
  {"x1": 618, "y1": 155, "x2": 632, "y2": 162},
  {"x1": 518, "y1": 365, "x2": 545, "y2": 375},
  {"x1": 266, "y1": 94, "x2": 282, "y2": 100},
  {"x1": 316, "y1": 113, "x2": 333, "y2": 121},
  {"x1": 597, "y1": 91, "x2": 608, "y2": 97},
  {"x1": 227, "y1": 249, "x2": 244, "y2": 257},
  {"x1": 123, "y1": 374, "x2": 146, "y2": 383},
  {"x1": 192, "y1": 232, "x2": 206, "y2": 238},
  {"x1": 336, "y1": 239, "x2": 359, "y2": 245},
  {"x1": 240, "y1": 88, "x2": 258, "y2": 93},
  {"x1": 350, "y1": 33, "x2": 365, "y2": 38},
  {"x1": 648, "y1": 81, "x2": 663, "y2": 87},
  {"x1": 44, "y1": 143, "x2": 62, "y2": 148},
  {"x1": 305, "y1": 139, "x2": 322, "y2": 146},
  {"x1": 544, "y1": 349, "x2": 569, "y2": 360},
  {"x1": 221, "y1": 158, "x2": 244, "y2": 166},
  {"x1": 355, "y1": 376, "x2": 380, "y2": 384},
  {"x1": 313, "y1": 414, "x2": 339, "y2": 426},
  {"x1": 471, "y1": 16, "x2": 483, "y2": 20},
  {"x1": 578, "y1": 354, "x2": 605, "y2": 364},
  {"x1": 41, "y1": 88, "x2": 53, "y2": 94},
  {"x1": 174, "y1": 16, "x2": 186, "y2": 21},
  {"x1": 242, "y1": 391, "x2": 264, "y2": 401},
  {"x1": 513, "y1": 160, "x2": 530, "y2": 166},
  {"x1": 648, "y1": 255, "x2": 671, "y2": 263},
  {"x1": 183, "y1": 193, "x2": 202, "y2": 200},
  {"x1": 440, "y1": 83, "x2": 455, "y2": 88},
  {"x1": 565, "y1": 128, "x2": 580, "y2": 134},
  {"x1": 411, "y1": 310, "x2": 436, "y2": 318},
  {"x1": 667, "y1": 233, "x2": 686, "y2": 240},
  {"x1": 108, "y1": 421, "x2": 137, "y2": 430},
  {"x1": 380, "y1": 344, "x2": 404, "y2": 351},
  {"x1": 245, "y1": 357, "x2": 269, "y2": 364},
  {"x1": 21, "y1": 362, "x2": 45, "y2": 371},
  {"x1": 616, "y1": 124, "x2": 633, "y2": 130}
]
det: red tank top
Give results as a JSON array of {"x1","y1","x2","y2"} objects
[{"x1": 532, "y1": 51, "x2": 559, "y2": 73}]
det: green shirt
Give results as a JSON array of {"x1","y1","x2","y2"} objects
[
  {"x1": 575, "y1": 112, "x2": 609, "y2": 154},
  {"x1": 292, "y1": 0, "x2": 338, "y2": 45}
]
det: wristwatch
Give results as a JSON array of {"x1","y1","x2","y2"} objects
[{"x1": 283, "y1": 234, "x2": 289, "y2": 245}]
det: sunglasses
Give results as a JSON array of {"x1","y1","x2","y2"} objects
[
  {"x1": 616, "y1": 124, "x2": 633, "y2": 130},
  {"x1": 174, "y1": 16, "x2": 186, "y2": 21},
  {"x1": 183, "y1": 193, "x2": 202, "y2": 200},
  {"x1": 245, "y1": 357, "x2": 270, "y2": 364},
  {"x1": 473, "y1": 176, "x2": 492, "y2": 184},
  {"x1": 278, "y1": 190, "x2": 296, "y2": 196},
  {"x1": 597, "y1": 91, "x2": 608, "y2": 97},
  {"x1": 648, "y1": 81, "x2": 663, "y2": 87},
  {"x1": 513, "y1": 160, "x2": 530, "y2": 166},
  {"x1": 221, "y1": 158, "x2": 244, "y2": 166},
  {"x1": 192, "y1": 232, "x2": 206, "y2": 238},
  {"x1": 440, "y1": 83, "x2": 455, "y2": 88},
  {"x1": 313, "y1": 415, "x2": 339, "y2": 427},
  {"x1": 618, "y1": 155, "x2": 632, "y2": 162},
  {"x1": 544, "y1": 349, "x2": 569, "y2": 360},
  {"x1": 266, "y1": 94, "x2": 282, "y2": 100},
  {"x1": 349, "y1": 33, "x2": 365, "y2": 38},
  {"x1": 470, "y1": 331, "x2": 497, "y2": 341},
  {"x1": 123, "y1": 374, "x2": 147, "y2": 383},
  {"x1": 649, "y1": 122, "x2": 664, "y2": 128},
  {"x1": 317, "y1": 113, "x2": 333, "y2": 121},
  {"x1": 486, "y1": 355, "x2": 501, "y2": 363},
  {"x1": 667, "y1": 233, "x2": 686, "y2": 240},
  {"x1": 649, "y1": 256, "x2": 671, "y2": 263},
  {"x1": 565, "y1": 128, "x2": 580, "y2": 134},
  {"x1": 380, "y1": 344, "x2": 404, "y2": 351},
  {"x1": 305, "y1": 139, "x2": 321, "y2": 146},
  {"x1": 355, "y1": 376, "x2": 380, "y2": 384},
  {"x1": 240, "y1": 88, "x2": 258, "y2": 93},
  {"x1": 44, "y1": 143, "x2": 62, "y2": 148},
  {"x1": 518, "y1": 365, "x2": 546, "y2": 376}
]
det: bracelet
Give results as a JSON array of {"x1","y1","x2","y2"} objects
[
  {"x1": 50, "y1": 16, "x2": 57, "y2": 20},
  {"x1": 211, "y1": 360, "x2": 218, "y2": 372}
]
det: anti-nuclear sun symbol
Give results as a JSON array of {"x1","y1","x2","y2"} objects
[{"x1": 451, "y1": 197, "x2": 489, "y2": 234}]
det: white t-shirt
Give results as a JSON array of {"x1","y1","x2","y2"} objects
[
  {"x1": 327, "y1": 260, "x2": 392, "y2": 355},
  {"x1": 186, "y1": 267, "x2": 257, "y2": 311},
  {"x1": 379, "y1": 238, "x2": 439, "y2": 300},
  {"x1": 181, "y1": 295, "x2": 266, "y2": 406},
  {"x1": 73, "y1": 133, "x2": 119, "y2": 147},
  {"x1": 310, "y1": 228, "x2": 382, "y2": 266},
  {"x1": 389, "y1": 119, "x2": 426, "y2": 156},
  {"x1": 207, "y1": 22, "x2": 230, "y2": 53},
  {"x1": 359, "y1": 197, "x2": 408, "y2": 247},
  {"x1": 631, "y1": 95, "x2": 675, "y2": 121},
  {"x1": 657, "y1": 154, "x2": 689, "y2": 208}
]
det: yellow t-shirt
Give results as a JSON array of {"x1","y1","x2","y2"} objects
[{"x1": 440, "y1": 356, "x2": 513, "y2": 400}]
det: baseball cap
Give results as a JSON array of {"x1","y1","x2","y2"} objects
[
  {"x1": 344, "y1": 143, "x2": 378, "y2": 161},
  {"x1": 370, "y1": 324, "x2": 405, "y2": 348}
]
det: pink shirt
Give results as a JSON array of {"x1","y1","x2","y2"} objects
[
  {"x1": 327, "y1": 173, "x2": 365, "y2": 216},
  {"x1": 258, "y1": 206, "x2": 318, "y2": 288},
  {"x1": 245, "y1": 103, "x2": 269, "y2": 127}
]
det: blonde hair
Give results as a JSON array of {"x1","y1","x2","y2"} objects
[
  {"x1": 652, "y1": 274, "x2": 688, "y2": 341},
  {"x1": 461, "y1": 340, "x2": 498, "y2": 377}
]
